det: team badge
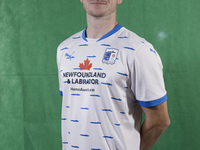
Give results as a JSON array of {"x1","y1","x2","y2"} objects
[{"x1": 102, "y1": 48, "x2": 119, "y2": 65}]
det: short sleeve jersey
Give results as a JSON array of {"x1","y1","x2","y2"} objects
[{"x1": 57, "y1": 24, "x2": 167, "y2": 150}]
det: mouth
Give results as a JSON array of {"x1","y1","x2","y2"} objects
[{"x1": 90, "y1": 1, "x2": 107, "y2": 5}]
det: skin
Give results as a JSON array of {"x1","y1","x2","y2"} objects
[
  {"x1": 140, "y1": 101, "x2": 170, "y2": 150},
  {"x1": 80, "y1": 0, "x2": 123, "y2": 38},
  {"x1": 80, "y1": 0, "x2": 171, "y2": 149}
]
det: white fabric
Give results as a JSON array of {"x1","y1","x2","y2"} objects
[{"x1": 57, "y1": 26, "x2": 167, "y2": 150}]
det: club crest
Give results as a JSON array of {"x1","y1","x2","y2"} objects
[{"x1": 102, "y1": 48, "x2": 119, "y2": 65}]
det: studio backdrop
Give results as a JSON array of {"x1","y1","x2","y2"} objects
[{"x1": 0, "y1": 0, "x2": 200, "y2": 149}]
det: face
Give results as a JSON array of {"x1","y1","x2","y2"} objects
[{"x1": 80, "y1": 0, "x2": 123, "y2": 18}]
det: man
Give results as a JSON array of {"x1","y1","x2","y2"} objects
[{"x1": 57, "y1": 0, "x2": 170, "y2": 149}]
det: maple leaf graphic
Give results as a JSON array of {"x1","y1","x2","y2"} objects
[{"x1": 79, "y1": 58, "x2": 92, "y2": 70}]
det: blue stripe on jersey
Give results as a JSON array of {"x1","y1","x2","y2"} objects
[
  {"x1": 111, "y1": 97, "x2": 122, "y2": 101},
  {"x1": 80, "y1": 134, "x2": 89, "y2": 137},
  {"x1": 120, "y1": 112, "x2": 125, "y2": 114},
  {"x1": 79, "y1": 44, "x2": 88, "y2": 47},
  {"x1": 73, "y1": 68, "x2": 81, "y2": 70},
  {"x1": 87, "y1": 55, "x2": 96, "y2": 58},
  {"x1": 66, "y1": 106, "x2": 70, "y2": 108},
  {"x1": 101, "y1": 44, "x2": 111, "y2": 47},
  {"x1": 90, "y1": 122, "x2": 101, "y2": 124},
  {"x1": 63, "y1": 142, "x2": 68, "y2": 144},
  {"x1": 102, "y1": 109, "x2": 112, "y2": 112},
  {"x1": 72, "y1": 36, "x2": 81, "y2": 39},
  {"x1": 118, "y1": 36, "x2": 128, "y2": 39},
  {"x1": 82, "y1": 24, "x2": 122, "y2": 42},
  {"x1": 81, "y1": 107, "x2": 89, "y2": 110},
  {"x1": 138, "y1": 94, "x2": 167, "y2": 107},
  {"x1": 124, "y1": 47, "x2": 135, "y2": 51},
  {"x1": 63, "y1": 81, "x2": 69, "y2": 84},
  {"x1": 71, "y1": 94, "x2": 80, "y2": 96},
  {"x1": 117, "y1": 72, "x2": 128, "y2": 76},
  {"x1": 91, "y1": 149, "x2": 102, "y2": 150},
  {"x1": 93, "y1": 68, "x2": 103, "y2": 70},
  {"x1": 150, "y1": 48, "x2": 157, "y2": 55},
  {"x1": 60, "y1": 91, "x2": 63, "y2": 96},
  {"x1": 90, "y1": 95, "x2": 100, "y2": 97},
  {"x1": 71, "y1": 120, "x2": 79, "y2": 122},
  {"x1": 103, "y1": 136, "x2": 113, "y2": 139},
  {"x1": 114, "y1": 124, "x2": 121, "y2": 126},
  {"x1": 71, "y1": 145, "x2": 79, "y2": 148},
  {"x1": 61, "y1": 118, "x2": 67, "y2": 120},
  {"x1": 101, "y1": 82, "x2": 112, "y2": 86},
  {"x1": 61, "y1": 47, "x2": 68, "y2": 51}
]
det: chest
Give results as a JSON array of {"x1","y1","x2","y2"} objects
[{"x1": 59, "y1": 44, "x2": 130, "y2": 87}]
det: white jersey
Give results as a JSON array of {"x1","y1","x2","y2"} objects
[{"x1": 57, "y1": 24, "x2": 167, "y2": 150}]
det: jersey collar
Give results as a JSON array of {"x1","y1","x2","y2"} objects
[{"x1": 82, "y1": 24, "x2": 122, "y2": 42}]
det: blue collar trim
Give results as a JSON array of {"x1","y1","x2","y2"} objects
[
  {"x1": 82, "y1": 24, "x2": 122, "y2": 42},
  {"x1": 82, "y1": 28, "x2": 88, "y2": 42}
]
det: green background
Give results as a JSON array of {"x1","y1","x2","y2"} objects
[{"x1": 0, "y1": 0, "x2": 199, "y2": 149}]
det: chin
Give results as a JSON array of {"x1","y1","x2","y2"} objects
[
  {"x1": 90, "y1": 13, "x2": 106, "y2": 17},
  {"x1": 87, "y1": 11, "x2": 104, "y2": 17}
]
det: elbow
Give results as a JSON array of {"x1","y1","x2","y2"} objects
[
  {"x1": 160, "y1": 118, "x2": 171, "y2": 130},
  {"x1": 153, "y1": 119, "x2": 170, "y2": 134},
  {"x1": 153, "y1": 118, "x2": 171, "y2": 132},
  {"x1": 164, "y1": 117, "x2": 171, "y2": 127},
  {"x1": 166, "y1": 118, "x2": 171, "y2": 127}
]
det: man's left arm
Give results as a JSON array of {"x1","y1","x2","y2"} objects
[{"x1": 140, "y1": 101, "x2": 170, "y2": 150}]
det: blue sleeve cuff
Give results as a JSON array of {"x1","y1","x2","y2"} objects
[
  {"x1": 59, "y1": 91, "x2": 63, "y2": 96},
  {"x1": 138, "y1": 94, "x2": 167, "y2": 107}
]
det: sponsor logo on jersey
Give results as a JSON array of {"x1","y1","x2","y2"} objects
[
  {"x1": 63, "y1": 58, "x2": 107, "y2": 85},
  {"x1": 63, "y1": 72, "x2": 106, "y2": 85},
  {"x1": 102, "y1": 48, "x2": 119, "y2": 65},
  {"x1": 79, "y1": 58, "x2": 92, "y2": 70},
  {"x1": 65, "y1": 52, "x2": 75, "y2": 61}
]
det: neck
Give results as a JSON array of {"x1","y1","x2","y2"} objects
[{"x1": 86, "y1": 13, "x2": 118, "y2": 39}]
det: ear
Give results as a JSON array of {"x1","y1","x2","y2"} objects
[{"x1": 117, "y1": 0, "x2": 123, "y2": 4}]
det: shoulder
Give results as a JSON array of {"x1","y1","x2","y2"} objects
[
  {"x1": 118, "y1": 27, "x2": 154, "y2": 52},
  {"x1": 120, "y1": 27, "x2": 144, "y2": 45},
  {"x1": 126, "y1": 27, "x2": 158, "y2": 51},
  {"x1": 56, "y1": 30, "x2": 84, "y2": 62},
  {"x1": 118, "y1": 27, "x2": 158, "y2": 56},
  {"x1": 57, "y1": 30, "x2": 84, "y2": 51},
  {"x1": 118, "y1": 27, "x2": 163, "y2": 66}
]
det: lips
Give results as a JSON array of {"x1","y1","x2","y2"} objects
[{"x1": 90, "y1": 0, "x2": 107, "y2": 5}]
